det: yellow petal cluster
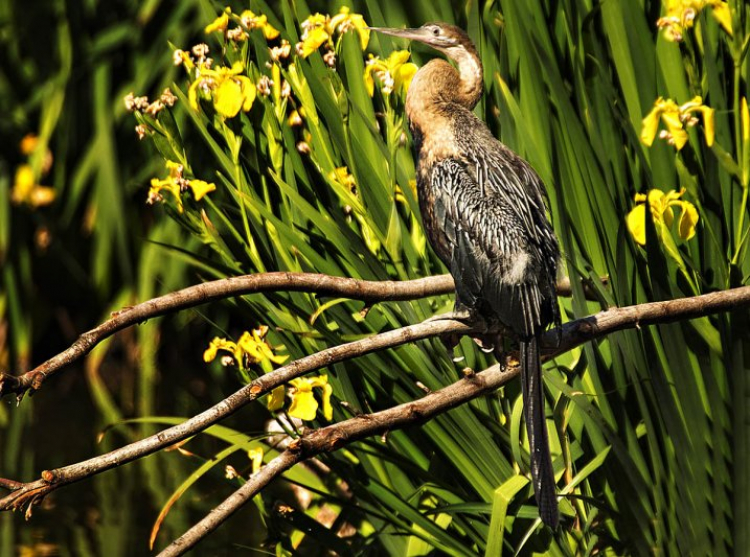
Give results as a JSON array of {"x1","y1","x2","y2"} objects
[
  {"x1": 12, "y1": 164, "x2": 55, "y2": 208},
  {"x1": 626, "y1": 188, "x2": 699, "y2": 245},
  {"x1": 204, "y1": 8, "x2": 280, "y2": 41},
  {"x1": 329, "y1": 166, "x2": 357, "y2": 193},
  {"x1": 187, "y1": 60, "x2": 256, "y2": 118},
  {"x1": 641, "y1": 96, "x2": 715, "y2": 150},
  {"x1": 364, "y1": 50, "x2": 418, "y2": 97},
  {"x1": 296, "y1": 7, "x2": 369, "y2": 59},
  {"x1": 147, "y1": 161, "x2": 215, "y2": 213},
  {"x1": 203, "y1": 325, "x2": 289, "y2": 367},
  {"x1": 12, "y1": 134, "x2": 56, "y2": 208},
  {"x1": 288, "y1": 375, "x2": 333, "y2": 421},
  {"x1": 657, "y1": 0, "x2": 732, "y2": 41}
]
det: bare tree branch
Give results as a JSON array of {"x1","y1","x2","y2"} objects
[
  {"x1": 0, "y1": 272, "x2": 600, "y2": 400},
  {"x1": 1, "y1": 284, "x2": 747, "y2": 547},
  {"x1": 0, "y1": 273, "x2": 454, "y2": 400}
]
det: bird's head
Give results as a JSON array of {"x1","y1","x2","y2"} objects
[
  {"x1": 367, "y1": 22, "x2": 477, "y2": 59},
  {"x1": 368, "y1": 22, "x2": 483, "y2": 110}
]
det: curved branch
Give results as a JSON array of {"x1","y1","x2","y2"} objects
[{"x1": 0, "y1": 273, "x2": 455, "y2": 400}]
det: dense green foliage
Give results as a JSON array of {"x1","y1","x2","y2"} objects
[{"x1": 2, "y1": 0, "x2": 749, "y2": 555}]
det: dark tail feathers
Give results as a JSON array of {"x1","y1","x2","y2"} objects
[{"x1": 520, "y1": 336, "x2": 559, "y2": 528}]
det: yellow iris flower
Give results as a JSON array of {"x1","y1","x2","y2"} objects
[
  {"x1": 641, "y1": 96, "x2": 714, "y2": 150},
  {"x1": 203, "y1": 325, "x2": 289, "y2": 366},
  {"x1": 204, "y1": 8, "x2": 279, "y2": 40},
  {"x1": 188, "y1": 61, "x2": 256, "y2": 118},
  {"x1": 147, "y1": 161, "x2": 215, "y2": 213},
  {"x1": 288, "y1": 375, "x2": 333, "y2": 421},
  {"x1": 364, "y1": 50, "x2": 418, "y2": 97},
  {"x1": 296, "y1": 7, "x2": 369, "y2": 59},
  {"x1": 626, "y1": 188, "x2": 699, "y2": 246},
  {"x1": 657, "y1": 0, "x2": 732, "y2": 41}
]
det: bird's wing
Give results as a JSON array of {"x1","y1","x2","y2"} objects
[{"x1": 429, "y1": 158, "x2": 549, "y2": 337}]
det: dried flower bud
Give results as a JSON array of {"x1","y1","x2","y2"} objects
[{"x1": 160, "y1": 88, "x2": 177, "y2": 107}]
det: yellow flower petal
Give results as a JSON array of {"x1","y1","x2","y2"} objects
[
  {"x1": 710, "y1": 3, "x2": 732, "y2": 36},
  {"x1": 626, "y1": 203, "x2": 647, "y2": 245},
  {"x1": 248, "y1": 448, "x2": 264, "y2": 474},
  {"x1": 364, "y1": 63, "x2": 376, "y2": 97},
  {"x1": 205, "y1": 11, "x2": 230, "y2": 34},
  {"x1": 204, "y1": 337, "x2": 237, "y2": 363},
  {"x1": 188, "y1": 79, "x2": 201, "y2": 111},
  {"x1": 214, "y1": 78, "x2": 244, "y2": 118},
  {"x1": 289, "y1": 390, "x2": 318, "y2": 421},
  {"x1": 640, "y1": 104, "x2": 662, "y2": 146},
  {"x1": 321, "y1": 383, "x2": 333, "y2": 421},
  {"x1": 237, "y1": 76, "x2": 256, "y2": 112},
  {"x1": 299, "y1": 27, "x2": 330, "y2": 57},
  {"x1": 661, "y1": 111, "x2": 689, "y2": 150},
  {"x1": 12, "y1": 164, "x2": 35, "y2": 201},
  {"x1": 189, "y1": 180, "x2": 216, "y2": 201},
  {"x1": 677, "y1": 201, "x2": 699, "y2": 241},
  {"x1": 395, "y1": 63, "x2": 418, "y2": 95},
  {"x1": 701, "y1": 106, "x2": 715, "y2": 147},
  {"x1": 203, "y1": 344, "x2": 218, "y2": 363},
  {"x1": 267, "y1": 386, "x2": 285, "y2": 412},
  {"x1": 742, "y1": 97, "x2": 750, "y2": 142},
  {"x1": 388, "y1": 50, "x2": 412, "y2": 67}
]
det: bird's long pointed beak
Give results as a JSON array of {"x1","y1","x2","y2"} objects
[{"x1": 366, "y1": 26, "x2": 430, "y2": 43}]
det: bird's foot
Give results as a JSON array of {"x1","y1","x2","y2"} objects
[{"x1": 424, "y1": 310, "x2": 500, "y2": 360}]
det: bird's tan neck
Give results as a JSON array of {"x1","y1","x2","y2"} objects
[
  {"x1": 406, "y1": 46, "x2": 482, "y2": 138},
  {"x1": 406, "y1": 55, "x2": 482, "y2": 161}
]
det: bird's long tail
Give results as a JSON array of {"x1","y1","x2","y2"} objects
[{"x1": 520, "y1": 336, "x2": 559, "y2": 528}]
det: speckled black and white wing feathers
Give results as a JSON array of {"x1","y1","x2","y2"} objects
[{"x1": 423, "y1": 157, "x2": 558, "y2": 338}]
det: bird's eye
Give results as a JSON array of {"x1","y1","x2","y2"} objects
[{"x1": 431, "y1": 26, "x2": 440, "y2": 36}]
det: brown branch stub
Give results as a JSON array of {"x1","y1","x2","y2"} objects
[{"x1": 0, "y1": 479, "x2": 53, "y2": 518}]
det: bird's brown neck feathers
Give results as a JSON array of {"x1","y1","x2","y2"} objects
[{"x1": 406, "y1": 43, "x2": 483, "y2": 155}]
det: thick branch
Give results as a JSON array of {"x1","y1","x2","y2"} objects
[{"x1": 0, "y1": 273, "x2": 454, "y2": 400}]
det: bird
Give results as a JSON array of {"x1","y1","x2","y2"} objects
[{"x1": 368, "y1": 22, "x2": 561, "y2": 528}]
